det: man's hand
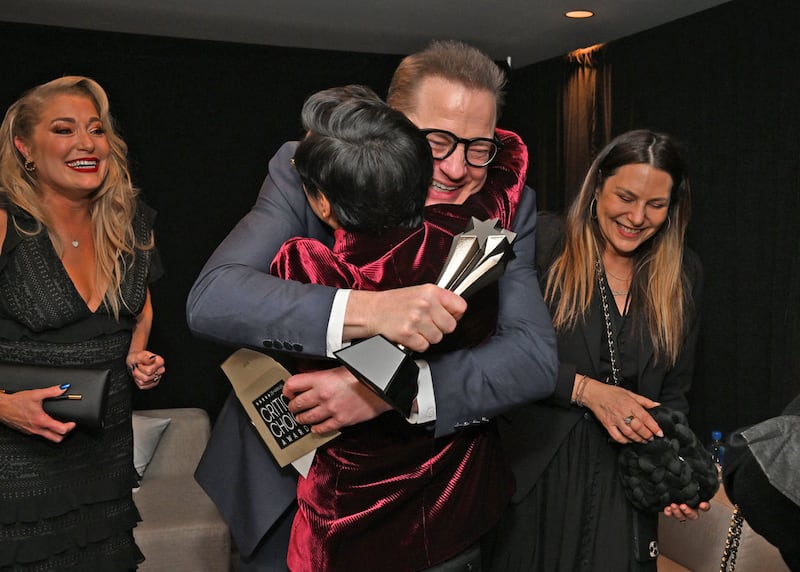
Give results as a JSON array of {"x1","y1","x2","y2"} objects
[
  {"x1": 283, "y1": 366, "x2": 392, "y2": 434},
  {"x1": 344, "y1": 285, "x2": 467, "y2": 352}
]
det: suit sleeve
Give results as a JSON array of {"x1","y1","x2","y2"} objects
[
  {"x1": 186, "y1": 141, "x2": 337, "y2": 357},
  {"x1": 428, "y1": 186, "x2": 558, "y2": 437}
]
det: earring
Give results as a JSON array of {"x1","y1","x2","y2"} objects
[
  {"x1": 589, "y1": 196, "x2": 598, "y2": 220},
  {"x1": 24, "y1": 160, "x2": 36, "y2": 173}
]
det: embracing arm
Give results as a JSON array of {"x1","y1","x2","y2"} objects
[
  {"x1": 427, "y1": 187, "x2": 558, "y2": 437},
  {"x1": 188, "y1": 141, "x2": 476, "y2": 359},
  {"x1": 186, "y1": 142, "x2": 337, "y2": 355}
]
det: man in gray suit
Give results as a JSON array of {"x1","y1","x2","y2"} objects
[{"x1": 188, "y1": 40, "x2": 557, "y2": 570}]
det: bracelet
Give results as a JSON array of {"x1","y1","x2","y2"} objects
[
  {"x1": 570, "y1": 374, "x2": 586, "y2": 404},
  {"x1": 573, "y1": 374, "x2": 589, "y2": 407}
]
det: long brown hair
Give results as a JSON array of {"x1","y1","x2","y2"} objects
[
  {"x1": 0, "y1": 76, "x2": 151, "y2": 318},
  {"x1": 545, "y1": 129, "x2": 692, "y2": 366}
]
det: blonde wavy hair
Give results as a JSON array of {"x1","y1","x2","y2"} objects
[
  {"x1": 0, "y1": 75, "x2": 152, "y2": 318},
  {"x1": 545, "y1": 130, "x2": 692, "y2": 367}
]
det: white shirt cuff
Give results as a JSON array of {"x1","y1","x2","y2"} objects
[
  {"x1": 326, "y1": 289, "x2": 351, "y2": 358},
  {"x1": 407, "y1": 360, "x2": 436, "y2": 424}
]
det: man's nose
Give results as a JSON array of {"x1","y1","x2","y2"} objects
[{"x1": 437, "y1": 143, "x2": 468, "y2": 180}]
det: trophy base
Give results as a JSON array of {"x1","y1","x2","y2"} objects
[{"x1": 334, "y1": 335, "x2": 418, "y2": 417}]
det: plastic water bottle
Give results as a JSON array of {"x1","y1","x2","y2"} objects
[{"x1": 709, "y1": 430, "x2": 725, "y2": 482}]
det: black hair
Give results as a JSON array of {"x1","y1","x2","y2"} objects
[{"x1": 293, "y1": 87, "x2": 432, "y2": 235}]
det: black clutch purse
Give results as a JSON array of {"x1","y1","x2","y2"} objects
[
  {"x1": 0, "y1": 363, "x2": 110, "y2": 428},
  {"x1": 618, "y1": 405, "x2": 720, "y2": 512}
]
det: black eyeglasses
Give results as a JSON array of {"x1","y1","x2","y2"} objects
[{"x1": 419, "y1": 129, "x2": 502, "y2": 168}]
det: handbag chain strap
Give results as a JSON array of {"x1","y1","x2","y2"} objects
[
  {"x1": 720, "y1": 504, "x2": 744, "y2": 572},
  {"x1": 595, "y1": 258, "x2": 621, "y2": 386}
]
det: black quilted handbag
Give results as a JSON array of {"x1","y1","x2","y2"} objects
[{"x1": 618, "y1": 406, "x2": 720, "y2": 512}]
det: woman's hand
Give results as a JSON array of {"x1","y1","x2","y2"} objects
[
  {"x1": 663, "y1": 501, "x2": 711, "y2": 522},
  {"x1": 0, "y1": 386, "x2": 76, "y2": 442},
  {"x1": 579, "y1": 377, "x2": 662, "y2": 444},
  {"x1": 127, "y1": 350, "x2": 165, "y2": 390}
]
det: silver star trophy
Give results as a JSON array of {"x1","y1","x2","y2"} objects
[{"x1": 335, "y1": 217, "x2": 516, "y2": 415}]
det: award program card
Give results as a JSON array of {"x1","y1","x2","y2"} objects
[{"x1": 221, "y1": 348, "x2": 339, "y2": 468}]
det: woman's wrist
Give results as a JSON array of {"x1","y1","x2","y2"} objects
[{"x1": 572, "y1": 374, "x2": 589, "y2": 407}]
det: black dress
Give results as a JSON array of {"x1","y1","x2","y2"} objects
[
  {"x1": 0, "y1": 199, "x2": 160, "y2": 571},
  {"x1": 487, "y1": 293, "x2": 658, "y2": 572}
]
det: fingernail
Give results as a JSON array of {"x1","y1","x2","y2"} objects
[
  {"x1": 657, "y1": 430, "x2": 664, "y2": 438},
  {"x1": 60, "y1": 383, "x2": 71, "y2": 390}
]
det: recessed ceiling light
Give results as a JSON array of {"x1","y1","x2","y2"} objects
[{"x1": 565, "y1": 10, "x2": 595, "y2": 19}]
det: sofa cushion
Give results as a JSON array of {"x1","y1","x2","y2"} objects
[
  {"x1": 134, "y1": 476, "x2": 230, "y2": 572},
  {"x1": 658, "y1": 486, "x2": 790, "y2": 571},
  {"x1": 133, "y1": 413, "x2": 172, "y2": 477}
]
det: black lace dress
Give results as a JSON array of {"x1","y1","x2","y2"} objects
[{"x1": 0, "y1": 198, "x2": 160, "y2": 571}]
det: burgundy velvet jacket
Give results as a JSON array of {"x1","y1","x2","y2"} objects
[{"x1": 271, "y1": 129, "x2": 526, "y2": 572}]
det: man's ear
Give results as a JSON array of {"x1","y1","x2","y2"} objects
[
  {"x1": 304, "y1": 186, "x2": 340, "y2": 229},
  {"x1": 317, "y1": 192, "x2": 341, "y2": 228},
  {"x1": 316, "y1": 192, "x2": 332, "y2": 219}
]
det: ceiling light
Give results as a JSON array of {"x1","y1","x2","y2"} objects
[{"x1": 565, "y1": 10, "x2": 594, "y2": 19}]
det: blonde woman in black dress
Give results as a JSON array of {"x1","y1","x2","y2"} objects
[{"x1": 0, "y1": 76, "x2": 164, "y2": 570}]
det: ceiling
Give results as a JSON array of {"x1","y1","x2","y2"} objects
[{"x1": 0, "y1": 0, "x2": 731, "y2": 68}]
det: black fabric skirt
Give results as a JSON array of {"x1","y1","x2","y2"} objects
[
  {"x1": 485, "y1": 413, "x2": 657, "y2": 572},
  {"x1": 0, "y1": 333, "x2": 143, "y2": 571}
]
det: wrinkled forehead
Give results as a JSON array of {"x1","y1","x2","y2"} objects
[{"x1": 405, "y1": 77, "x2": 497, "y2": 138}]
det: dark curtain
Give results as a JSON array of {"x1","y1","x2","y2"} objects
[
  {"x1": 503, "y1": 57, "x2": 565, "y2": 212},
  {"x1": 505, "y1": 0, "x2": 800, "y2": 440},
  {"x1": 562, "y1": 45, "x2": 611, "y2": 204}
]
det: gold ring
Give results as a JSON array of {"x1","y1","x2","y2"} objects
[{"x1": 623, "y1": 415, "x2": 635, "y2": 425}]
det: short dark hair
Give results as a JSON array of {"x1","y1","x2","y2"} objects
[
  {"x1": 300, "y1": 84, "x2": 382, "y2": 130},
  {"x1": 294, "y1": 87, "x2": 433, "y2": 235}
]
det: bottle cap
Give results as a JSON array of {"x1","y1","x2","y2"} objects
[{"x1": 711, "y1": 430, "x2": 723, "y2": 440}]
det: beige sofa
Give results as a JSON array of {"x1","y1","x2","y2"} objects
[
  {"x1": 132, "y1": 408, "x2": 231, "y2": 572},
  {"x1": 658, "y1": 485, "x2": 790, "y2": 572}
]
